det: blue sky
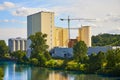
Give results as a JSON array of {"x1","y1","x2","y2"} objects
[{"x1": 0, "y1": 0, "x2": 120, "y2": 44}]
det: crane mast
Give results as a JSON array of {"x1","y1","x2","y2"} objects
[
  {"x1": 60, "y1": 16, "x2": 95, "y2": 47},
  {"x1": 60, "y1": 16, "x2": 83, "y2": 42}
]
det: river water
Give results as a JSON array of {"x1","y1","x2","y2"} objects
[{"x1": 0, "y1": 62, "x2": 119, "y2": 80}]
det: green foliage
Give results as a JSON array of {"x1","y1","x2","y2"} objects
[
  {"x1": 109, "y1": 63, "x2": 120, "y2": 76},
  {"x1": 86, "y1": 53, "x2": 98, "y2": 73},
  {"x1": 45, "y1": 59, "x2": 57, "y2": 68},
  {"x1": 0, "y1": 40, "x2": 8, "y2": 57},
  {"x1": 0, "y1": 68, "x2": 4, "y2": 80},
  {"x1": 106, "y1": 49, "x2": 120, "y2": 68},
  {"x1": 44, "y1": 51, "x2": 51, "y2": 60},
  {"x1": 31, "y1": 58, "x2": 38, "y2": 65},
  {"x1": 4, "y1": 53, "x2": 10, "y2": 59},
  {"x1": 11, "y1": 50, "x2": 27, "y2": 62},
  {"x1": 96, "y1": 51, "x2": 106, "y2": 68},
  {"x1": 37, "y1": 53, "x2": 47, "y2": 66},
  {"x1": 73, "y1": 41, "x2": 87, "y2": 63},
  {"x1": 84, "y1": 49, "x2": 120, "y2": 75},
  {"x1": 92, "y1": 33, "x2": 120, "y2": 46},
  {"x1": 28, "y1": 32, "x2": 51, "y2": 66},
  {"x1": 86, "y1": 52, "x2": 106, "y2": 73},
  {"x1": 28, "y1": 32, "x2": 49, "y2": 58},
  {"x1": 45, "y1": 59, "x2": 63, "y2": 68}
]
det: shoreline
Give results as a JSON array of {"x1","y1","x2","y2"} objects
[{"x1": 0, "y1": 59, "x2": 119, "y2": 77}]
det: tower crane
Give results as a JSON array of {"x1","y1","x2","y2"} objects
[{"x1": 60, "y1": 16, "x2": 95, "y2": 42}]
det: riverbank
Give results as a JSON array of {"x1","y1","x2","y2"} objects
[
  {"x1": 1, "y1": 61, "x2": 120, "y2": 80},
  {"x1": 0, "y1": 58, "x2": 120, "y2": 77}
]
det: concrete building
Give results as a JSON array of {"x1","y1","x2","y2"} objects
[
  {"x1": 51, "y1": 47, "x2": 73, "y2": 58},
  {"x1": 27, "y1": 11, "x2": 55, "y2": 50},
  {"x1": 88, "y1": 46, "x2": 120, "y2": 55},
  {"x1": 54, "y1": 27, "x2": 68, "y2": 47},
  {"x1": 87, "y1": 46, "x2": 112, "y2": 55},
  {"x1": 51, "y1": 46, "x2": 120, "y2": 58},
  {"x1": 8, "y1": 37, "x2": 27, "y2": 52},
  {"x1": 77, "y1": 26, "x2": 91, "y2": 47}
]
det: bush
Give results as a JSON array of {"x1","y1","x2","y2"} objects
[
  {"x1": 65, "y1": 60, "x2": 86, "y2": 71},
  {"x1": 31, "y1": 58, "x2": 38, "y2": 65},
  {"x1": 37, "y1": 53, "x2": 47, "y2": 66},
  {"x1": 109, "y1": 63, "x2": 120, "y2": 76},
  {"x1": 3, "y1": 53, "x2": 10, "y2": 59},
  {"x1": 0, "y1": 68, "x2": 4, "y2": 80},
  {"x1": 45, "y1": 59, "x2": 63, "y2": 68}
]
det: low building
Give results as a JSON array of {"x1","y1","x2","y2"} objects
[
  {"x1": 88, "y1": 46, "x2": 120, "y2": 55},
  {"x1": 51, "y1": 47, "x2": 73, "y2": 58},
  {"x1": 51, "y1": 46, "x2": 120, "y2": 58},
  {"x1": 87, "y1": 46, "x2": 112, "y2": 55},
  {"x1": 8, "y1": 37, "x2": 27, "y2": 52}
]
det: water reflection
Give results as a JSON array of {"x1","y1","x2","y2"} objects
[
  {"x1": 48, "y1": 72, "x2": 68, "y2": 80},
  {"x1": 4, "y1": 63, "x2": 31, "y2": 80},
  {"x1": 0, "y1": 62, "x2": 119, "y2": 80}
]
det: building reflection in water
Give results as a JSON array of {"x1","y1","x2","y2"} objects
[
  {"x1": 48, "y1": 71, "x2": 68, "y2": 80},
  {"x1": 1, "y1": 62, "x2": 117, "y2": 80},
  {"x1": 4, "y1": 63, "x2": 31, "y2": 80},
  {"x1": 3, "y1": 63, "x2": 69, "y2": 80}
]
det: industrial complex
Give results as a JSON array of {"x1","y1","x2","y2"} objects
[
  {"x1": 27, "y1": 11, "x2": 91, "y2": 49},
  {"x1": 8, "y1": 11, "x2": 118, "y2": 58}
]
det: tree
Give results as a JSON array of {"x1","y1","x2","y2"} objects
[
  {"x1": 28, "y1": 32, "x2": 51, "y2": 66},
  {"x1": 92, "y1": 33, "x2": 120, "y2": 46},
  {"x1": 86, "y1": 53, "x2": 98, "y2": 73},
  {"x1": 106, "y1": 49, "x2": 120, "y2": 68},
  {"x1": 31, "y1": 58, "x2": 39, "y2": 65},
  {"x1": 37, "y1": 53, "x2": 47, "y2": 66},
  {"x1": 28, "y1": 32, "x2": 49, "y2": 58},
  {"x1": 0, "y1": 40, "x2": 8, "y2": 57},
  {"x1": 87, "y1": 52, "x2": 106, "y2": 73},
  {"x1": 11, "y1": 50, "x2": 27, "y2": 62},
  {"x1": 73, "y1": 41, "x2": 87, "y2": 63},
  {"x1": 96, "y1": 51, "x2": 106, "y2": 68}
]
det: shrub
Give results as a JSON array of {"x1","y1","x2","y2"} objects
[
  {"x1": 45, "y1": 59, "x2": 63, "y2": 68},
  {"x1": 0, "y1": 68, "x2": 4, "y2": 80},
  {"x1": 31, "y1": 58, "x2": 38, "y2": 65}
]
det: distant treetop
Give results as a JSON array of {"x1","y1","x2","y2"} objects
[{"x1": 92, "y1": 33, "x2": 120, "y2": 46}]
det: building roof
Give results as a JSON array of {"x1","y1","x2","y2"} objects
[
  {"x1": 9, "y1": 37, "x2": 27, "y2": 40},
  {"x1": 28, "y1": 11, "x2": 54, "y2": 16}
]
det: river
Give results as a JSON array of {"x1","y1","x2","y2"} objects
[{"x1": 0, "y1": 62, "x2": 119, "y2": 80}]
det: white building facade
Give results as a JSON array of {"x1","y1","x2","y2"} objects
[{"x1": 8, "y1": 37, "x2": 27, "y2": 52}]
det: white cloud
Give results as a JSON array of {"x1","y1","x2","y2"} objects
[
  {"x1": 0, "y1": 19, "x2": 26, "y2": 24},
  {"x1": 0, "y1": 2, "x2": 15, "y2": 10},
  {"x1": 0, "y1": 0, "x2": 119, "y2": 39},
  {"x1": 4, "y1": 2, "x2": 15, "y2": 8},
  {"x1": 12, "y1": 7, "x2": 49, "y2": 16}
]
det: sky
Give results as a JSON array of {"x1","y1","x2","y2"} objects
[{"x1": 0, "y1": 0, "x2": 120, "y2": 44}]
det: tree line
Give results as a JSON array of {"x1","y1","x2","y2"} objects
[{"x1": 92, "y1": 33, "x2": 120, "y2": 46}]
